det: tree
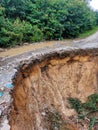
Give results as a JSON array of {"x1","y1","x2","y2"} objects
[{"x1": 0, "y1": 0, "x2": 97, "y2": 47}]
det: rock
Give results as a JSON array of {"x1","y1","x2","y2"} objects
[
  {"x1": 41, "y1": 112, "x2": 46, "y2": 116},
  {"x1": 0, "y1": 87, "x2": 4, "y2": 91}
]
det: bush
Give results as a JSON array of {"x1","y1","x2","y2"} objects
[
  {"x1": 0, "y1": 0, "x2": 98, "y2": 47},
  {"x1": 0, "y1": 18, "x2": 23, "y2": 47},
  {"x1": 30, "y1": 25, "x2": 44, "y2": 42},
  {"x1": 0, "y1": 18, "x2": 31, "y2": 47}
]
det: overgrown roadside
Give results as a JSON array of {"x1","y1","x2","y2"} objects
[
  {"x1": 0, "y1": 31, "x2": 98, "y2": 58},
  {"x1": 78, "y1": 26, "x2": 98, "y2": 38}
]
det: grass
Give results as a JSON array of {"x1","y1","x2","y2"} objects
[{"x1": 78, "y1": 26, "x2": 98, "y2": 38}]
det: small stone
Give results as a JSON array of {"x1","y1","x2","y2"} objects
[
  {"x1": 41, "y1": 112, "x2": 46, "y2": 116},
  {"x1": 54, "y1": 127, "x2": 58, "y2": 130},
  {"x1": 0, "y1": 87, "x2": 4, "y2": 91}
]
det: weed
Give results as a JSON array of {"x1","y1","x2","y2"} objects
[
  {"x1": 68, "y1": 97, "x2": 83, "y2": 114},
  {"x1": 44, "y1": 108, "x2": 65, "y2": 130},
  {"x1": 68, "y1": 93, "x2": 98, "y2": 130}
]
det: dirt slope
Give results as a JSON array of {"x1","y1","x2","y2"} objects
[
  {"x1": 10, "y1": 49, "x2": 98, "y2": 130},
  {"x1": 0, "y1": 32, "x2": 98, "y2": 130}
]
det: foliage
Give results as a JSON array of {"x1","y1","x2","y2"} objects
[
  {"x1": 95, "y1": 11, "x2": 98, "y2": 25},
  {"x1": 0, "y1": 0, "x2": 98, "y2": 47},
  {"x1": 78, "y1": 25, "x2": 98, "y2": 38},
  {"x1": 31, "y1": 25, "x2": 44, "y2": 42},
  {"x1": 44, "y1": 108, "x2": 65, "y2": 130},
  {"x1": 83, "y1": 93, "x2": 98, "y2": 110},
  {"x1": 44, "y1": 108, "x2": 74, "y2": 130},
  {"x1": 89, "y1": 117, "x2": 96, "y2": 130},
  {"x1": 68, "y1": 93, "x2": 98, "y2": 130},
  {"x1": 0, "y1": 18, "x2": 30, "y2": 47},
  {"x1": 47, "y1": 110, "x2": 63, "y2": 129},
  {"x1": 68, "y1": 97, "x2": 83, "y2": 114}
]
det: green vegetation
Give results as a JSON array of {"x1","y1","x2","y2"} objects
[
  {"x1": 0, "y1": 0, "x2": 98, "y2": 48},
  {"x1": 45, "y1": 108, "x2": 64, "y2": 130},
  {"x1": 79, "y1": 26, "x2": 98, "y2": 38},
  {"x1": 68, "y1": 93, "x2": 98, "y2": 130},
  {"x1": 44, "y1": 108, "x2": 73, "y2": 130}
]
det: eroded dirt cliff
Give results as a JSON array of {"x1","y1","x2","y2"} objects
[{"x1": 9, "y1": 48, "x2": 98, "y2": 130}]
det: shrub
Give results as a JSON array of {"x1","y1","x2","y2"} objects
[
  {"x1": 68, "y1": 93, "x2": 98, "y2": 130},
  {"x1": 30, "y1": 25, "x2": 44, "y2": 42}
]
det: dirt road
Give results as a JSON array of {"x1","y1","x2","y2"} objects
[{"x1": 0, "y1": 31, "x2": 98, "y2": 58}]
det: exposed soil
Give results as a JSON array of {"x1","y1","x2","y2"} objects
[
  {"x1": 0, "y1": 32, "x2": 98, "y2": 130},
  {"x1": 10, "y1": 49, "x2": 98, "y2": 130},
  {"x1": 0, "y1": 40, "x2": 71, "y2": 57}
]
